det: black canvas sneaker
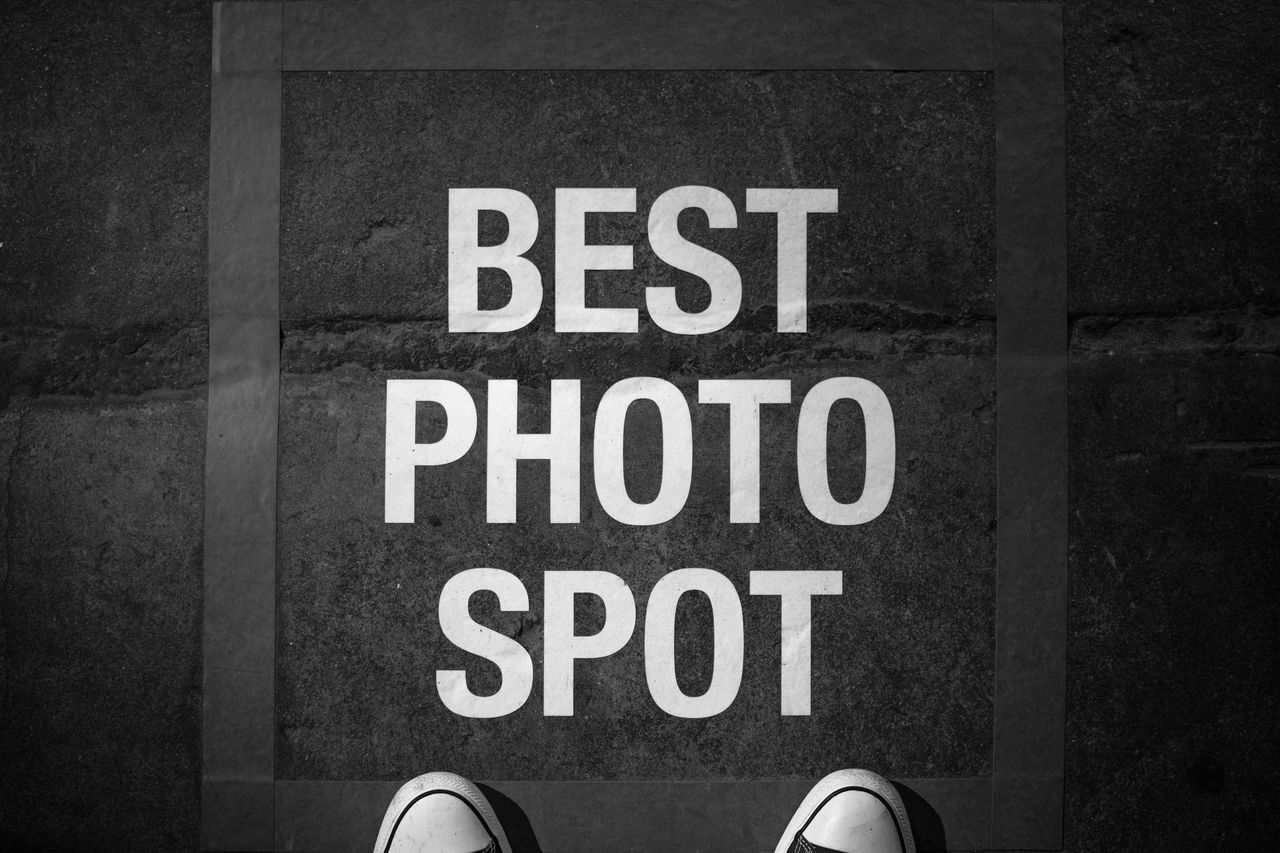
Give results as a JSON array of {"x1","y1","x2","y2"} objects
[
  {"x1": 373, "y1": 772, "x2": 511, "y2": 853},
  {"x1": 773, "y1": 769, "x2": 916, "y2": 853}
]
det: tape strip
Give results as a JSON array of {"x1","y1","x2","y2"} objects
[
  {"x1": 204, "y1": 2, "x2": 282, "y2": 849},
  {"x1": 992, "y1": 3, "x2": 1068, "y2": 849},
  {"x1": 274, "y1": 778, "x2": 991, "y2": 852},
  {"x1": 282, "y1": 0, "x2": 994, "y2": 71},
  {"x1": 202, "y1": 1, "x2": 1066, "y2": 849}
]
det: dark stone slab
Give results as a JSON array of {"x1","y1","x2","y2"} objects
[
  {"x1": 0, "y1": 0, "x2": 210, "y2": 327},
  {"x1": 1066, "y1": 350, "x2": 1280, "y2": 849},
  {"x1": 1064, "y1": 0, "x2": 1280, "y2": 315},
  {"x1": 0, "y1": 399, "x2": 204, "y2": 850},
  {"x1": 277, "y1": 63, "x2": 1000, "y2": 799}
]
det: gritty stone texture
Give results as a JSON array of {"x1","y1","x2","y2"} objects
[
  {"x1": 281, "y1": 71, "x2": 995, "y2": 324},
  {"x1": 277, "y1": 357, "x2": 996, "y2": 781},
  {"x1": 0, "y1": 399, "x2": 204, "y2": 850},
  {"x1": 1071, "y1": 309, "x2": 1280, "y2": 357},
  {"x1": 281, "y1": 315, "x2": 996, "y2": 384},
  {"x1": 0, "y1": 322, "x2": 206, "y2": 407}
]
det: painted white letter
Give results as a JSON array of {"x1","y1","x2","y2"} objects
[
  {"x1": 749, "y1": 570, "x2": 842, "y2": 715},
  {"x1": 448, "y1": 188, "x2": 542, "y2": 332},
  {"x1": 796, "y1": 377, "x2": 895, "y2": 525},
  {"x1": 745, "y1": 188, "x2": 838, "y2": 332},
  {"x1": 555, "y1": 188, "x2": 638, "y2": 332},
  {"x1": 437, "y1": 568, "x2": 533, "y2": 718},
  {"x1": 486, "y1": 380, "x2": 581, "y2": 523},
  {"x1": 697, "y1": 379, "x2": 792, "y2": 522},
  {"x1": 543, "y1": 571, "x2": 637, "y2": 716},
  {"x1": 645, "y1": 568, "x2": 744, "y2": 718},
  {"x1": 594, "y1": 377, "x2": 693, "y2": 525},
  {"x1": 385, "y1": 379, "x2": 477, "y2": 523},
  {"x1": 646, "y1": 185, "x2": 742, "y2": 334}
]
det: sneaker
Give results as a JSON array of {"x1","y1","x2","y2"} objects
[
  {"x1": 373, "y1": 772, "x2": 512, "y2": 853},
  {"x1": 773, "y1": 769, "x2": 916, "y2": 853}
]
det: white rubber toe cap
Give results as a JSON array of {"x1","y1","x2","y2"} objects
[
  {"x1": 802, "y1": 789, "x2": 901, "y2": 853},
  {"x1": 374, "y1": 772, "x2": 510, "y2": 853},
  {"x1": 773, "y1": 769, "x2": 915, "y2": 853}
]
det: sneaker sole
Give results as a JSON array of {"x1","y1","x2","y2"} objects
[
  {"x1": 373, "y1": 771, "x2": 513, "y2": 853},
  {"x1": 771, "y1": 768, "x2": 917, "y2": 853}
]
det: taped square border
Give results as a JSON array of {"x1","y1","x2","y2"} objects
[{"x1": 204, "y1": 2, "x2": 1066, "y2": 849}]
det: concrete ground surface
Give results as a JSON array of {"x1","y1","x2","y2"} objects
[{"x1": 2, "y1": 1, "x2": 1277, "y2": 851}]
